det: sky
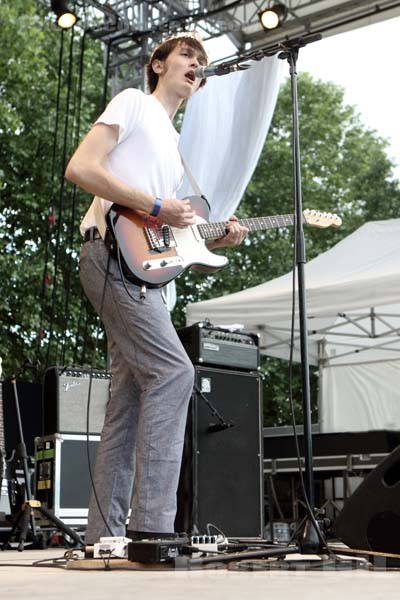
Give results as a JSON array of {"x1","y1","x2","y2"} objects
[{"x1": 205, "y1": 15, "x2": 400, "y2": 180}]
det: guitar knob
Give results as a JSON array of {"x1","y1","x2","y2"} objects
[
  {"x1": 160, "y1": 260, "x2": 167, "y2": 267},
  {"x1": 143, "y1": 262, "x2": 151, "y2": 270}
]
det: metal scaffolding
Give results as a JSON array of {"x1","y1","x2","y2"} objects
[{"x1": 51, "y1": 0, "x2": 400, "y2": 92}]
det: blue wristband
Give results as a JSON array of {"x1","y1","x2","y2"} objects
[{"x1": 151, "y1": 197, "x2": 162, "y2": 217}]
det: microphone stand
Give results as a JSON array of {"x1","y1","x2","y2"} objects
[
  {"x1": 213, "y1": 34, "x2": 365, "y2": 568},
  {"x1": 276, "y1": 35, "x2": 322, "y2": 553},
  {"x1": 257, "y1": 32, "x2": 325, "y2": 555},
  {"x1": 193, "y1": 383, "x2": 234, "y2": 434}
]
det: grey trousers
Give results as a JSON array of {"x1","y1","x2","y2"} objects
[{"x1": 79, "y1": 238, "x2": 195, "y2": 544}]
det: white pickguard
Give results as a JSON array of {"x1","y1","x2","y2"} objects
[{"x1": 170, "y1": 214, "x2": 228, "y2": 270}]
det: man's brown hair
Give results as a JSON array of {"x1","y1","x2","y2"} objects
[{"x1": 146, "y1": 35, "x2": 208, "y2": 94}]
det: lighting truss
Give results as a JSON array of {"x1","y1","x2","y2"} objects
[{"x1": 43, "y1": 1, "x2": 400, "y2": 92}]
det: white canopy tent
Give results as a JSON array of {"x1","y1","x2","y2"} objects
[{"x1": 186, "y1": 219, "x2": 400, "y2": 433}]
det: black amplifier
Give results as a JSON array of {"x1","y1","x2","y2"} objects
[{"x1": 177, "y1": 323, "x2": 260, "y2": 371}]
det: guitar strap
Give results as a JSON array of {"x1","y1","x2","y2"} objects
[
  {"x1": 91, "y1": 152, "x2": 205, "y2": 241},
  {"x1": 93, "y1": 196, "x2": 108, "y2": 240},
  {"x1": 179, "y1": 151, "x2": 204, "y2": 198}
]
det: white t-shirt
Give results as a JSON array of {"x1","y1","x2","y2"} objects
[{"x1": 80, "y1": 89, "x2": 184, "y2": 235}]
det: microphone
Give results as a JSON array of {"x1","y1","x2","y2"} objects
[
  {"x1": 208, "y1": 421, "x2": 235, "y2": 434},
  {"x1": 195, "y1": 62, "x2": 251, "y2": 79}
]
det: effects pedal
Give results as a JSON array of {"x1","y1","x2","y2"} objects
[
  {"x1": 128, "y1": 535, "x2": 190, "y2": 563},
  {"x1": 93, "y1": 536, "x2": 131, "y2": 559}
]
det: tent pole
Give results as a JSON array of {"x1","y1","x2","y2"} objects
[{"x1": 317, "y1": 340, "x2": 325, "y2": 433}]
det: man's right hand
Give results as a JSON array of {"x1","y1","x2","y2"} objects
[{"x1": 158, "y1": 198, "x2": 196, "y2": 228}]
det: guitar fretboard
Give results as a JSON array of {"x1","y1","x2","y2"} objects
[{"x1": 197, "y1": 214, "x2": 300, "y2": 240}]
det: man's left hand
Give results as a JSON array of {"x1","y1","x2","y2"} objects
[{"x1": 209, "y1": 215, "x2": 249, "y2": 249}]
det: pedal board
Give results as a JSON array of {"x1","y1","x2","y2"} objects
[{"x1": 93, "y1": 534, "x2": 227, "y2": 564}]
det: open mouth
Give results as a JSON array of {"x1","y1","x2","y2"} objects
[{"x1": 185, "y1": 71, "x2": 195, "y2": 83}]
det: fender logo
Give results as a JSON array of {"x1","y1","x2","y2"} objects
[{"x1": 63, "y1": 381, "x2": 81, "y2": 392}]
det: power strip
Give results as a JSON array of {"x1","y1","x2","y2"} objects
[{"x1": 190, "y1": 534, "x2": 227, "y2": 556}]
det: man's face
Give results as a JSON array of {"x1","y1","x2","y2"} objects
[{"x1": 153, "y1": 42, "x2": 207, "y2": 99}]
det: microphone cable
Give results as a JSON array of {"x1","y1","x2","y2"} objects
[{"x1": 84, "y1": 231, "x2": 151, "y2": 545}]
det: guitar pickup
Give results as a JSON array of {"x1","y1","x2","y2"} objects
[
  {"x1": 161, "y1": 225, "x2": 171, "y2": 247},
  {"x1": 142, "y1": 256, "x2": 184, "y2": 270}
]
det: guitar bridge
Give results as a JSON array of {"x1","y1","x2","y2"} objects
[{"x1": 144, "y1": 225, "x2": 175, "y2": 252}]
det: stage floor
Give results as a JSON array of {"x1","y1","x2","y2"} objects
[{"x1": 1, "y1": 548, "x2": 400, "y2": 600}]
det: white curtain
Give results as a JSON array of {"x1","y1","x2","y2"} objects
[
  {"x1": 178, "y1": 56, "x2": 284, "y2": 220},
  {"x1": 165, "y1": 55, "x2": 285, "y2": 309}
]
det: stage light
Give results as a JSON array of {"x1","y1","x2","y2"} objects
[
  {"x1": 51, "y1": 0, "x2": 78, "y2": 29},
  {"x1": 259, "y1": 3, "x2": 288, "y2": 31}
]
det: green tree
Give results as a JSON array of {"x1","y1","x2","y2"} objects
[
  {"x1": 0, "y1": 0, "x2": 105, "y2": 377},
  {"x1": 1, "y1": 6, "x2": 399, "y2": 425},
  {"x1": 173, "y1": 73, "x2": 400, "y2": 425}
]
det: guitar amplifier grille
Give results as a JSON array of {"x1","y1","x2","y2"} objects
[{"x1": 43, "y1": 368, "x2": 111, "y2": 435}]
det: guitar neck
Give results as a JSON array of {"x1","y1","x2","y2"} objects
[{"x1": 197, "y1": 213, "x2": 300, "y2": 240}]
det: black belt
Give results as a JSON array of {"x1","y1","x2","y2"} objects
[
  {"x1": 83, "y1": 227, "x2": 103, "y2": 243},
  {"x1": 83, "y1": 227, "x2": 116, "y2": 260}
]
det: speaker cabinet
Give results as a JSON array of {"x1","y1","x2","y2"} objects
[
  {"x1": 335, "y1": 445, "x2": 400, "y2": 553},
  {"x1": 35, "y1": 433, "x2": 99, "y2": 526},
  {"x1": 176, "y1": 366, "x2": 263, "y2": 539},
  {"x1": 43, "y1": 368, "x2": 111, "y2": 435}
]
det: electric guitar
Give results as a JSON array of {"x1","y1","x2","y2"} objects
[{"x1": 107, "y1": 195, "x2": 342, "y2": 288}]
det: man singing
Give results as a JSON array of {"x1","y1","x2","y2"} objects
[{"x1": 65, "y1": 34, "x2": 248, "y2": 544}]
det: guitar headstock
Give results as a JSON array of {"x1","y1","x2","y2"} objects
[{"x1": 303, "y1": 209, "x2": 342, "y2": 229}]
